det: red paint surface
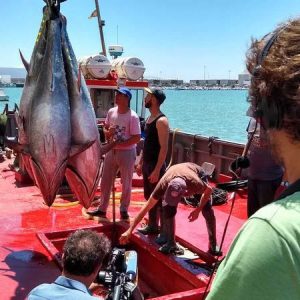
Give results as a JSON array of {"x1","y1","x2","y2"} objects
[
  {"x1": 85, "y1": 79, "x2": 148, "y2": 88},
  {"x1": 0, "y1": 156, "x2": 247, "y2": 299}
]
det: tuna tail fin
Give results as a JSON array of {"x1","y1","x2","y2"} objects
[
  {"x1": 19, "y1": 50, "x2": 29, "y2": 73},
  {"x1": 45, "y1": 0, "x2": 66, "y2": 19}
]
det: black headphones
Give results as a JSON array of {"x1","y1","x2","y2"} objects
[{"x1": 253, "y1": 26, "x2": 287, "y2": 130}]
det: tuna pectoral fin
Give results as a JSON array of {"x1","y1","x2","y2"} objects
[
  {"x1": 65, "y1": 165, "x2": 100, "y2": 209},
  {"x1": 69, "y1": 140, "x2": 95, "y2": 158},
  {"x1": 20, "y1": 153, "x2": 35, "y2": 183},
  {"x1": 19, "y1": 49, "x2": 29, "y2": 73},
  {"x1": 30, "y1": 158, "x2": 67, "y2": 207}
]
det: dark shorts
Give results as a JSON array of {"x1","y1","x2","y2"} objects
[
  {"x1": 247, "y1": 177, "x2": 282, "y2": 217},
  {"x1": 162, "y1": 177, "x2": 187, "y2": 207},
  {"x1": 142, "y1": 160, "x2": 166, "y2": 199}
]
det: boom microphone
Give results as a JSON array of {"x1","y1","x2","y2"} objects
[{"x1": 125, "y1": 250, "x2": 137, "y2": 282}]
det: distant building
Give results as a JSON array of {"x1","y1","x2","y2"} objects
[
  {"x1": 0, "y1": 67, "x2": 26, "y2": 79},
  {"x1": 12, "y1": 77, "x2": 25, "y2": 85},
  {"x1": 238, "y1": 73, "x2": 250, "y2": 87},
  {"x1": 189, "y1": 79, "x2": 238, "y2": 86},
  {"x1": 0, "y1": 75, "x2": 11, "y2": 84},
  {"x1": 147, "y1": 79, "x2": 184, "y2": 87}
]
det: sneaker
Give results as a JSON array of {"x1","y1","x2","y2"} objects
[
  {"x1": 208, "y1": 245, "x2": 223, "y2": 256},
  {"x1": 137, "y1": 225, "x2": 160, "y2": 235},
  {"x1": 159, "y1": 243, "x2": 184, "y2": 255},
  {"x1": 86, "y1": 208, "x2": 107, "y2": 218},
  {"x1": 155, "y1": 234, "x2": 168, "y2": 245},
  {"x1": 120, "y1": 211, "x2": 130, "y2": 220}
]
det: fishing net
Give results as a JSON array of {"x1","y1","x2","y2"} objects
[
  {"x1": 211, "y1": 188, "x2": 228, "y2": 205},
  {"x1": 182, "y1": 187, "x2": 228, "y2": 207}
]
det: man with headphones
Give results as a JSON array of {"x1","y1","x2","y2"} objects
[{"x1": 207, "y1": 20, "x2": 300, "y2": 299}]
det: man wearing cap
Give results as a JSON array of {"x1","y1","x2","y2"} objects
[
  {"x1": 87, "y1": 87, "x2": 141, "y2": 220},
  {"x1": 119, "y1": 162, "x2": 214, "y2": 254},
  {"x1": 136, "y1": 87, "x2": 170, "y2": 244}
]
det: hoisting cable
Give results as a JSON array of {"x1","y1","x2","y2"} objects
[{"x1": 201, "y1": 120, "x2": 257, "y2": 299}]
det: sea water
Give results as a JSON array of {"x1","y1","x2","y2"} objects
[
  {"x1": 0, "y1": 87, "x2": 22, "y2": 112},
  {"x1": 162, "y1": 89, "x2": 249, "y2": 144},
  {"x1": 1, "y1": 87, "x2": 249, "y2": 144}
]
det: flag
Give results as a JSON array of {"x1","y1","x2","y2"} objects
[{"x1": 88, "y1": 9, "x2": 98, "y2": 19}]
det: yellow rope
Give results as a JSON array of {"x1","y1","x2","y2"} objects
[
  {"x1": 49, "y1": 188, "x2": 145, "y2": 208},
  {"x1": 52, "y1": 200, "x2": 80, "y2": 208}
]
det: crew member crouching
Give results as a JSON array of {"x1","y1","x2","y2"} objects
[{"x1": 120, "y1": 162, "x2": 222, "y2": 256}]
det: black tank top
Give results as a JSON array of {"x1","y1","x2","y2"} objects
[{"x1": 143, "y1": 114, "x2": 165, "y2": 163}]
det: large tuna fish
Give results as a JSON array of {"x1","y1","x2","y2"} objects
[
  {"x1": 29, "y1": 7, "x2": 71, "y2": 206},
  {"x1": 15, "y1": 0, "x2": 116, "y2": 207},
  {"x1": 61, "y1": 16, "x2": 115, "y2": 208},
  {"x1": 61, "y1": 16, "x2": 101, "y2": 208}
]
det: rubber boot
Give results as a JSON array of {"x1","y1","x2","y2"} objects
[
  {"x1": 138, "y1": 203, "x2": 160, "y2": 235},
  {"x1": 159, "y1": 217, "x2": 183, "y2": 254},
  {"x1": 203, "y1": 205, "x2": 223, "y2": 256},
  {"x1": 155, "y1": 208, "x2": 167, "y2": 245}
]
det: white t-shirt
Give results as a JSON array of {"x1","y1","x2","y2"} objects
[{"x1": 105, "y1": 107, "x2": 141, "y2": 150}]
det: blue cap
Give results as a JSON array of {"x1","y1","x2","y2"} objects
[{"x1": 116, "y1": 87, "x2": 132, "y2": 101}]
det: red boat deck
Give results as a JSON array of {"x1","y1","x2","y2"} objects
[{"x1": 0, "y1": 156, "x2": 248, "y2": 300}]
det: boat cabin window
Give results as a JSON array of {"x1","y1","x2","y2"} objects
[
  {"x1": 131, "y1": 89, "x2": 145, "y2": 119},
  {"x1": 90, "y1": 89, "x2": 114, "y2": 120},
  {"x1": 90, "y1": 88, "x2": 146, "y2": 122}
]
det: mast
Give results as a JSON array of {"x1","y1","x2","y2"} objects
[{"x1": 94, "y1": 0, "x2": 107, "y2": 56}]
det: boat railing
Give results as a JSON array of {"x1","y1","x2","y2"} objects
[{"x1": 167, "y1": 130, "x2": 245, "y2": 179}]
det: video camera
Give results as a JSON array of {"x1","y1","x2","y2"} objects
[{"x1": 96, "y1": 247, "x2": 140, "y2": 300}]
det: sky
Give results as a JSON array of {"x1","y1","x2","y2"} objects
[{"x1": 1, "y1": 0, "x2": 300, "y2": 81}]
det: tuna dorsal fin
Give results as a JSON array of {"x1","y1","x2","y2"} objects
[{"x1": 19, "y1": 49, "x2": 29, "y2": 73}]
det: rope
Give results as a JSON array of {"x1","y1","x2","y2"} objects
[
  {"x1": 52, "y1": 200, "x2": 79, "y2": 207},
  {"x1": 202, "y1": 121, "x2": 257, "y2": 298},
  {"x1": 166, "y1": 128, "x2": 180, "y2": 170}
]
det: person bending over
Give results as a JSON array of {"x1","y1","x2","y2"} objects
[{"x1": 120, "y1": 162, "x2": 221, "y2": 256}]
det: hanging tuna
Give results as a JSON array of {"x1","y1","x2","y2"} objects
[{"x1": 16, "y1": 0, "x2": 116, "y2": 207}]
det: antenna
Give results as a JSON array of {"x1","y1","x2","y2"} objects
[
  {"x1": 94, "y1": 0, "x2": 107, "y2": 56},
  {"x1": 117, "y1": 25, "x2": 119, "y2": 44}
]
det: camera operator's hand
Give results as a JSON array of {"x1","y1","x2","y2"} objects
[
  {"x1": 136, "y1": 163, "x2": 142, "y2": 177},
  {"x1": 119, "y1": 229, "x2": 131, "y2": 245}
]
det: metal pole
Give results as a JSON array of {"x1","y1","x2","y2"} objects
[
  {"x1": 94, "y1": 0, "x2": 107, "y2": 56},
  {"x1": 112, "y1": 175, "x2": 117, "y2": 245}
]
